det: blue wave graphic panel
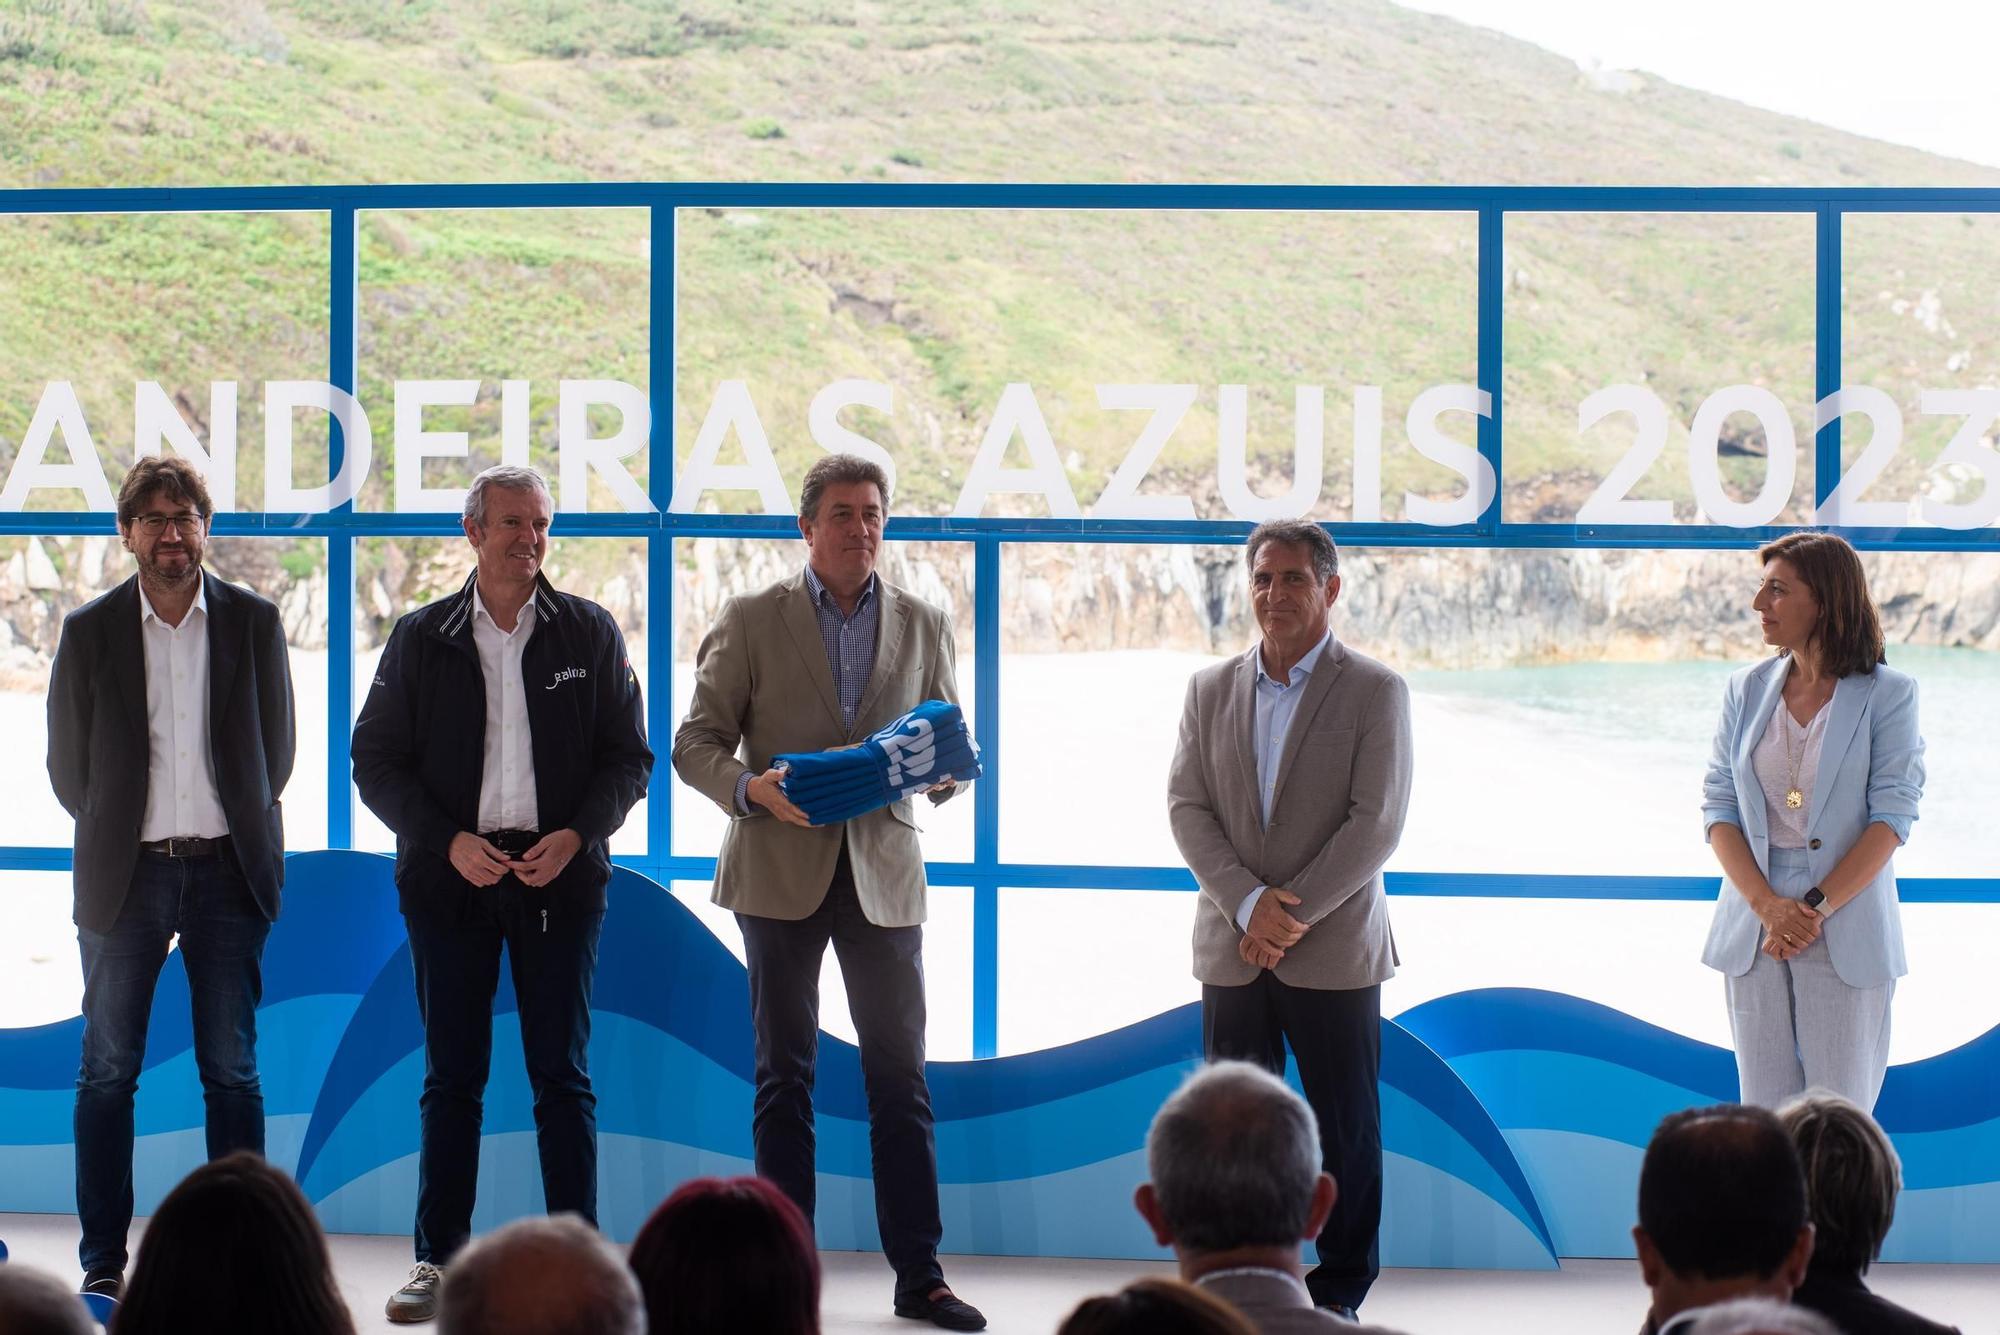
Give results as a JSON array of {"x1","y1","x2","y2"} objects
[
  {"x1": 4, "y1": 857, "x2": 1997, "y2": 1262},
  {"x1": 1398, "y1": 987, "x2": 2000, "y2": 1261}
]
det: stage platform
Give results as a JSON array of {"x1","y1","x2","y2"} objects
[{"x1": 4, "y1": 1213, "x2": 1993, "y2": 1333}]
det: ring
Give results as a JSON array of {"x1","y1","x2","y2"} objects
[{"x1": 1783, "y1": 933, "x2": 1794, "y2": 943}]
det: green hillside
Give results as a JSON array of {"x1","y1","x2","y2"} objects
[{"x1": 1, "y1": 0, "x2": 1996, "y2": 636}]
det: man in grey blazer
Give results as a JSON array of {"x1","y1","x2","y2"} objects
[
  {"x1": 671, "y1": 454, "x2": 983, "y2": 1331},
  {"x1": 1168, "y1": 519, "x2": 1412, "y2": 1318}
]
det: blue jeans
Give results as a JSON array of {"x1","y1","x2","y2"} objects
[{"x1": 75, "y1": 848, "x2": 270, "y2": 1275}]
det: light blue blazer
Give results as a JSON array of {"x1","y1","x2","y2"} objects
[{"x1": 1700, "y1": 656, "x2": 1924, "y2": 990}]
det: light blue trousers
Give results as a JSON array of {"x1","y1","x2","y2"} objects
[{"x1": 1724, "y1": 846, "x2": 1896, "y2": 1111}]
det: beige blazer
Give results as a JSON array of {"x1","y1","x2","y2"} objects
[
  {"x1": 1168, "y1": 638, "x2": 1412, "y2": 991},
  {"x1": 671, "y1": 571, "x2": 959, "y2": 927}
]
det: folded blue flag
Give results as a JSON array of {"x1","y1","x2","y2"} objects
[
  {"x1": 781, "y1": 735, "x2": 981, "y2": 803},
  {"x1": 775, "y1": 700, "x2": 983, "y2": 826}
]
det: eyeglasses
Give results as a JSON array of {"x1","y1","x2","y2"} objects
[{"x1": 130, "y1": 513, "x2": 205, "y2": 535}]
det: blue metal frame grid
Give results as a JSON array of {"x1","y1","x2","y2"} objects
[{"x1": 4, "y1": 182, "x2": 1998, "y2": 1058}]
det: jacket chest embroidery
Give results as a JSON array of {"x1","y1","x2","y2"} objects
[{"x1": 546, "y1": 666, "x2": 587, "y2": 690}]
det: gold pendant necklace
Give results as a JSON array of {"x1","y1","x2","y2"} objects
[{"x1": 1782, "y1": 702, "x2": 1806, "y2": 810}]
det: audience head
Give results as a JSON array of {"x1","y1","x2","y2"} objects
[
  {"x1": 1634, "y1": 1104, "x2": 1814, "y2": 1322},
  {"x1": 438, "y1": 1214, "x2": 642, "y2": 1335},
  {"x1": 1057, "y1": 1278, "x2": 1259, "y2": 1335},
  {"x1": 628, "y1": 1175, "x2": 820, "y2": 1335},
  {"x1": 0, "y1": 1263, "x2": 95, "y2": 1335},
  {"x1": 113, "y1": 1152, "x2": 354, "y2": 1335},
  {"x1": 1135, "y1": 1061, "x2": 1336, "y2": 1270},
  {"x1": 1684, "y1": 1296, "x2": 1843, "y2": 1335},
  {"x1": 1775, "y1": 1090, "x2": 1901, "y2": 1276}
]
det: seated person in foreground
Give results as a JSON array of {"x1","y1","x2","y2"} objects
[
  {"x1": 1634, "y1": 1105, "x2": 1815, "y2": 1335},
  {"x1": 0, "y1": 1263, "x2": 96, "y2": 1335},
  {"x1": 1683, "y1": 1296, "x2": 1841, "y2": 1335},
  {"x1": 1133, "y1": 1061, "x2": 1407, "y2": 1335},
  {"x1": 1058, "y1": 1277, "x2": 1259, "y2": 1335},
  {"x1": 437, "y1": 1215, "x2": 642, "y2": 1335},
  {"x1": 1777, "y1": 1091, "x2": 1962, "y2": 1335},
  {"x1": 628, "y1": 1175, "x2": 821, "y2": 1335},
  {"x1": 113, "y1": 1152, "x2": 354, "y2": 1335}
]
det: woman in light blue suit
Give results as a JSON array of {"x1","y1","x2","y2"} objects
[{"x1": 1700, "y1": 531, "x2": 1924, "y2": 1112}]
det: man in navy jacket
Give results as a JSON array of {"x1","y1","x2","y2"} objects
[
  {"x1": 46, "y1": 455, "x2": 295, "y2": 1300},
  {"x1": 353, "y1": 465, "x2": 651, "y2": 1325}
]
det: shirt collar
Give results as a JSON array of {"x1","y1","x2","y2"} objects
[
  {"x1": 471, "y1": 584, "x2": 536, "y2": 634},
  {"x1": 1192, "y1": 1266, "x2": 1312, "y2": 1306},
  {"x1": 137, "y1": 574, "x2": 208, "y2": 628},
  {"x1": 1256, "y1": 630, "x2": 1332, "y2": 688},
  {"x1": 803, "y1": 564, "x2": 877, "y2": 613}
]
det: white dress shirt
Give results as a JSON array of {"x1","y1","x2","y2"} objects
[
  {"x1": 1236, "y1": 631, "x2": 1332, "y2": 932},
  {"x1": 472, "y1": 587, "x2": 539, "y2": 834},
  {"x1": 137, "y1": 580, "x2": 230, "y2": 841}
]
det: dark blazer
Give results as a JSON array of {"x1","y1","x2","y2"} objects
[
  {"x1": 1796, "y1": 1265, "x2": 1961, "y2": 1335},
  {"x1": 47, "y1": 571, "x2": 296, "y2": 933},
  {"x1": 351, "y1": 570, "x2": 653, "y2": 922}
]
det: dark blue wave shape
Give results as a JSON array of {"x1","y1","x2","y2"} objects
[
  {"x1": 1398, "y1": 988, "x2": 1739, "y2": 1102},
  {"x1": 1398, "y1": 987, "x2": 2000, "y2": 1137}
]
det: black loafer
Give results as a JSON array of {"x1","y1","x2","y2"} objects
[{"x1": 895, "y1": 1288, "x2": 988, "y2": 1331}]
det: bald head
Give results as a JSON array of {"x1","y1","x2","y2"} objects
[{"x1": 437, "y1": 1216, "x2": 642, "y2": 1335}]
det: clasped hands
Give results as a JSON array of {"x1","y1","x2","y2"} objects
[
  {"x1": 748, "y1": 766, "x2": 955, "y2": 829},
  {"x1": 1238, "y1": 888, "x2": 1308, "y2": 970},
  {"x1": 1757, "y1": 892, "x2": 1823, "y2": 961},
  {"x1": 449, "y1": 829, "x2": 583, "y2": 888}
]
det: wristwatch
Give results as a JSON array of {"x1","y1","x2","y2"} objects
[{"x1": 1803, "y1": 886, "x2": 1826, "y2": 910}]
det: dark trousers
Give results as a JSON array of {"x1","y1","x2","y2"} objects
[
  {"x1": 75, "y1": 848, "x2": 270, "y2": 1275},
  {"x1": 1203, "y1": 976, "x2": 1383, "y2": 1312},
  {"x1": 737, "y1": 844, "x2": 944, "y2": 1302},
  {"x1": 405, "y1": 884, "x2": 604, "y2": 1265}
]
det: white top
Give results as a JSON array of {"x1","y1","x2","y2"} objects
[
  {"x1": 137, "y1": 581, "x2": 230, "y2": 841},
  {"x1": 1752, "y1": 694, "x2": 1829, "y2": 849},
  {"x1": 472, "y1": 587, "x2": 539, "y2": 834}
]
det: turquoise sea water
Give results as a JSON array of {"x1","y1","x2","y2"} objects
[{"x1": 1405, "y1": 646, "x2": 1997, "y2": 878}]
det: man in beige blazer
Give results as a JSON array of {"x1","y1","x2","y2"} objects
[
  {"x1": 1168, "y1": 519, "x2": 1412, "y2": 1319},
  {"x1": 670, "y1": 453, "x2": 983, "y2": 1332}
]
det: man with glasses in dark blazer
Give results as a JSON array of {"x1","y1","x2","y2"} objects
[{"x1": 47, "y1": 455, "x2": 296, "y2": 1304}]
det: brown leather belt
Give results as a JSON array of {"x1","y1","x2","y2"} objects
[{"x1": 139, "y1": 835, "x2": 231, "y2": 859}]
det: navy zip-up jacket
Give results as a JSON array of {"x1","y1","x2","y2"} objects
[{"x1": 352, "y1": 569, "x2": 653, "y2": 921}]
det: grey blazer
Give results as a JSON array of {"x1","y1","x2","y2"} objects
[
  {"x1": 1168, "y1": 638, "x2": 1412, "y2": 991},
  {"x1": 671, "y1": 571, "x2": 959, "y2": 928},
  {"x1": 1195, "y1": 1269, "x2": 1409, "y2": 1335}
]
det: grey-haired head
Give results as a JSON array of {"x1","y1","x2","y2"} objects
[
  {"x1": 463, "y1": 464, "x2": 553, "y2": 531},
  {"x1": 1144, "y1": 1060, "x2": 1325, "y2": 1254}
]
